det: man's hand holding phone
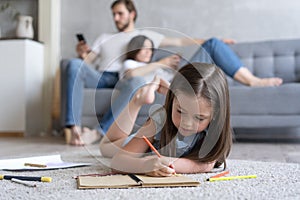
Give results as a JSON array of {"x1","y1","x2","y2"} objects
[
  {"x1": 76, "y1": 34, "x2": 86, "y2": 43},
  {"x1": 76, "y1": 33, "x2": 91, "y2": 59}
]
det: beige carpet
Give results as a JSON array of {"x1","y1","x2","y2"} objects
[{"x1": 1, "y1": 146, "x2": 299, "y2": 200}]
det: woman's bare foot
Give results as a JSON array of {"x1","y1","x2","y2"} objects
[
  {"x1": 69, "y1": 126, "x2": 84, "y2": 146},
  {"x1": 234, "y1": 67, "x2": 283, "y2": 87},
  {"x1": 80, "y1": 127, "x2": 102, "y2": 145}
]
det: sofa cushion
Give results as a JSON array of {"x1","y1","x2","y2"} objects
[
  {"x1": 82, "y1": 89, "x2": 113, "y2": 117},
  {"x1": 230, "y1": 83, "x2": 300, "y2": 115},
  {"x1": 82, "y1": 88, "x2": 166, "y2": 128},
  {"x1": 231, "y1": 115, "x2": 300, "y2": 128}
]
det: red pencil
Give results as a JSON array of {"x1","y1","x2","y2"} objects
[
  {"x1": 142, "y1": 136, "x2": 161, "y2": 157},
  {"x1": 210, "y1": 170, "x2": 229, "y2": 179}
]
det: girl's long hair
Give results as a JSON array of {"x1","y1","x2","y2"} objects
[
  {"x1": 125, "y1": 35, "x2": 154, "y2": 62},
  {"x1": 159, "y1": 62, "x2": 232, "y2": 168}
]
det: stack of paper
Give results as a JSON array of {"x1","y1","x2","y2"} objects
[{"x1": 0, "y1": 154, "x2": 91, "y2": 171}]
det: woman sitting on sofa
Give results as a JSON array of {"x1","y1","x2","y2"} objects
[{"x1": 120, "y1": 35, "x2": 180, "y2": 82}]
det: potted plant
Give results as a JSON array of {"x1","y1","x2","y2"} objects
[
  {"x1": 0, "y1": 1, "x2": 20, "y2": 38},
  {"x1": 0, "y1": 1, "x2": 20, "y2": 20}
]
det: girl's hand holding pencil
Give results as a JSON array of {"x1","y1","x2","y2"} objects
[
  {"x1": 143, "y1": 155, "x2": 176, "y2": 177},
  {"x1": 142, "y1": 136, "x2": 176, "y2": 177}
]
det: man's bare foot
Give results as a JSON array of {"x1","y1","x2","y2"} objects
[
  {"x1": 69, "y1": 126, "x2": 85, "y2": 146},
  {"x1": 80, "y1": 127, "x2": 102, "y2": 145},
  {"x1": 249, "y1": 77, "x2": 283, "y2": 87}
]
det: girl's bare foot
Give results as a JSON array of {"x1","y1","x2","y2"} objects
[
  {"x1": 80, "y1": 127, "x2": 102, "y2": 145},
  {"x1": 134, "y1": 76, "x2": 170, "y2": 105}
]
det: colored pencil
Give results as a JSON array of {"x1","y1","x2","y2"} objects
[
  {"x1": 207, "y1": 175, "x2": 257, "y2": 182},
  {"x1": 142, "y1": 136, "x2": 161, "y2": 157},
  {"x1": 0, "y1": 174, "x2": 52, "y2": 182},
  {"x1": 11, "y1": 178, "x2": 37, "y2": 187},
  {"x1": 24, "y1": 163, "x2": 47, "y2": 168},
  {"x1": 210, "y1": 170, "x2": 230, "y2": 178},
  {"x1": 142, "y1": 136, "x2": 176, "y2": 174}
]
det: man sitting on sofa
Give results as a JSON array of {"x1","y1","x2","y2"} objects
[{"x1": 65, "y1": 0, "x2": 283, "y2": 146}]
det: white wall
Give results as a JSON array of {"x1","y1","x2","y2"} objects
[{"x1": 61, "y1": 0, "x2": 300, "y2": 58}]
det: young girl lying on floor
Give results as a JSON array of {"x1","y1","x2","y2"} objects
[{"x1": 99, "y1": 62, "x2": 232, "y2": 176}]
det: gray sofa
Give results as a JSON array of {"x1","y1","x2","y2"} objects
[{"x1": 60, "y1": 38, "x2": 300, "y2": 137}]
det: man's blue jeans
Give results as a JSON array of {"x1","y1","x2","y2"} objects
[
  {"x1": 97, "y1": 38, "x2": 243, "y2": 134},
  {"x1": 64, "y1": 58, "x2": 118, "y2": 127}
]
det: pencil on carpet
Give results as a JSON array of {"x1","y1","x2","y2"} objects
[{"x1": 210, "y1": 170, "x2": 230, "y2": 178}]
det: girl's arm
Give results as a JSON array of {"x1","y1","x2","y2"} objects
[
  {"x1": 124, "y1": 62, "x2": 162, "y2": 78},
  {"x1": 160, "y1": 37, "x2": 206, "y2": 47},
  {"x1": 124, "y1": 55, "x2": 180, "y2": 79},
  {"x1": 111, "y1": 123, "x2": 175, "y2": 176},
  {"x1": 172, "y1": 158, "x2": 216, "y2": 173},
  {"x1": 159, "y1": 37, "x2": 235, "y2": 47},
  {"x1": 99, "y1": 94, "x2": 144, "y2": 158},
  {"x1": 100, "y1": 77, "x2": 169, "y2": 157},
  {"x1": 111, "y1": 140, "x2": 215, "y2": 175},
  {"x1": 108, "y1": 77, "x2": 175, "y2": 176}
]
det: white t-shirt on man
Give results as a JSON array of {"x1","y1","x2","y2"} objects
[{"x1": 91, "y1": 29, "x2": 164, "y2": 72}]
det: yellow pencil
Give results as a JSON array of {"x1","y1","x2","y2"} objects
[
  {"x1": 207, "y1": 175, "x2": 257, "y2": 182},
  {"x1": 24, "y1": 163, "x2": 47, "y2": 168}
]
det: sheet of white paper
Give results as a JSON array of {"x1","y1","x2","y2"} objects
[{"x1": 0, "y1": 154, "x2": 91, "y2": 171}]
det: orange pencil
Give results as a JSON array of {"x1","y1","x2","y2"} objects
[
  {"x1": 142, "y1": 135, "x2": 176, "y2": 173},
  {"x1": 142, "y1": 136, "x2": 161, "y2": 157},
  {"x1": 209, "y1": 170, "x2": 230, "y2": 179}
]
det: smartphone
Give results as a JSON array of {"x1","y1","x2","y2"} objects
[{"x1": 76, "y1": 33, "x2": 86, "y2": 43}]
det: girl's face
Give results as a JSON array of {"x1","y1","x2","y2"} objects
[
  {"x1": 171, "y1": 92, "x2": 212, "y2": 137},
  {"x1": 135, "y1": 39, "x2": 153, "y2": 63}
]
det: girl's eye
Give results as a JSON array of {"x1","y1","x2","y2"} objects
[
  {"x1": 177, "y1": 109, "x2": 183, "y2": 114},
  {"x1": 195, "y1": 117, "x2": 204, "y2": 122}
]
